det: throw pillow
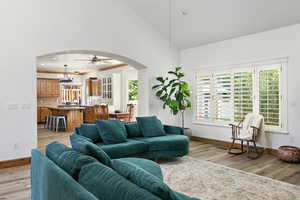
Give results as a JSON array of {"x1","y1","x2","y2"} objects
[
  {"x1": 79, "y1": 162, "x2": 161, "y2": 200},
  {"x1": 112, "y1": 159, "x2": 177, "y2": 200},
  {"x1": 78, "y1": 124, "x2": 102, "y2": 142},
  {"x1": 57, "y1": 151, "x2": 97, "y2": 180},
  {"x1": 124, "y1": 122, "x2": 143, "y2": 137},
  {"x1": 86, "y1": 143, "x2": 112, "y2": 167},
  {"x1": 136, "y1": 116, "x2": 166, "y2": 137},
  {"x1": 96, "y1": 120, "x2": 127, "y2": 144}
]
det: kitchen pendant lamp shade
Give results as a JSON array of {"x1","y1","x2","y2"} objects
[{"x1": 59, "y1": 64, "x2": 73, "y2": 83}]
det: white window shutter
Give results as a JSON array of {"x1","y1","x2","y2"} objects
[
  {"x1": 195, "y1": 73, "x2": 213, "y2": 121},
  {"x1": 214, "y1": 72, "x2": 233, "y2": 122},
  {"x1": 258, "y1": 67, "x2": 281, "y2": 126},
  {"x1": 233, "y1": 71, "x2": 254, "y2": 122}
]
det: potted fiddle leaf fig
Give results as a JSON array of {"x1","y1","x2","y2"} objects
[{"x1": 152, "y1": 67, "x2": 192, "y2": 133}]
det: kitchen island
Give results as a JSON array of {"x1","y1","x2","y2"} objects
[{"x1": 46, "y1": 106, "x2": 85, "y2": 132}]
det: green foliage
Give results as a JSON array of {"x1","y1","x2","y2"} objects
[
  {"x1": 128, "y1": 80, "x2": 138, "y2": 101},
  {"x1": 152, "y1": 67, "x2": 192, "y2": 116}
]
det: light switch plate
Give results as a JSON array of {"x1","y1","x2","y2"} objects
[{"x1": 22, "y1": 104, "x2": 31, "y2": 110}]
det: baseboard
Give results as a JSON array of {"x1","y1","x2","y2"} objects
[
  {"x1": 0, "y1": 157, "x2": 31, "y2": 169},
  {"x1": 190, "y1": 136, "x2": 278, "y2": 156}
]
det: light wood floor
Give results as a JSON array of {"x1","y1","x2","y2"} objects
[{"x1": 0, "y1": 128, "x2": 300, "y2": 199}]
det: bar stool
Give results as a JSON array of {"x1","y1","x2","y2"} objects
[
  {"x1": 44, "y1": 115, "x2": 51, "y2": 129},
  {"x1": 53, "y1": 115, "x2": 67, "y2": 132}
]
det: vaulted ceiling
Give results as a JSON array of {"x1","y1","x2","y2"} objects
[{"x1": 126, "y1": 0, "x2": 300, "y2": 49}]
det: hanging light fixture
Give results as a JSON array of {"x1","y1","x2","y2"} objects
[{"x1": 59, "y1": 64, "x2": 73, "y2": 83}]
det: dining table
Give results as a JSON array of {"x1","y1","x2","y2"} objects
[{"x1": 109, "y1": 112, "x2": 130, "y2": 121}]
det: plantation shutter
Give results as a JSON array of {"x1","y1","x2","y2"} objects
[
  {"x1": 195, "y1": 73, "x2": 213, "y2": 120},
  {"x1": 233, "y1": 71, "x2": 254, "y2": 122},
  {"x1": 214, "y1": 73, "x2": 233, "y2": 122},
  {"x1": 258, "y1": 67, "x2": 281, "y2": 126}
]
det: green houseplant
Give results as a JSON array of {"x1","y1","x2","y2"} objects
[{"x1": 152, "y1": 67, "x2": 192, "y2": 129}]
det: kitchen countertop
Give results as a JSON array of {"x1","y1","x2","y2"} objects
[{"x1": 45, "y1": 106, "x2": 86, "y2": 110}]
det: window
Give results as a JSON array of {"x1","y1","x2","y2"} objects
[{"x1": 194, "y1": 59, "x2": 287, "y2": 132}]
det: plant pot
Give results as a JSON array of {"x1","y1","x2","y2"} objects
[
  {"x1": 278, "y1": 146, "x2": 300, "y2": 163},
  {"x1": 183, "y1": 128, "x2": 192, "y2": 137}
]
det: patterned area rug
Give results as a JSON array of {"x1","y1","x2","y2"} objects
[{"x1": 160, "y1": 157, "x2": 300, "y2": 200}]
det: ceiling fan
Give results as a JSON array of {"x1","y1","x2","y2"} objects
[{"x1": 74, "y1": 55, "x2": 113, "y2": 64}]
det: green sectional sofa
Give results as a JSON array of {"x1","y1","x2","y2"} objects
[
  {"x1": 31, "y1": 142, "x2": 198, "y2": 200},
  {"x1": 70, "y1": 121, "x2": 189, "y2": 159}
]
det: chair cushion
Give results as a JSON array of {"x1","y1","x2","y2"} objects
[
  {"x1": 136, "y1": 116, "x2": 166, "y2": 137},
  {"x1": 133, "y1": 135, "x2": 189, "y2": 152},
  {"x1": 117, "y1": 157, "x2": 163, "y2": 180},
  {"x1": 112, "y1": 159, "x2": 178, "y2": 200},
  {"x1": 96, "y1": 120, "x2": 127, "y2": 144},
  {"x1": 97, "y1": 139, "x2": 148, "y2": 159},
  {"x1": 79, "y1": 162, "x2": 161, "y2": 200},
  {"x1": 78, "y1": 124, "x2": 102, "y2": 143},
  {"x1": 124, "y1": 122, "x2": 143, "y2": 137}
]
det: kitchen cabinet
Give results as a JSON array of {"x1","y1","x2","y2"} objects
[
  {"x1": 37, "y1": 78, "x2": 60, "y2": 97},
  {"x1": 37, "y1": 107, "x2": 51, "y2": 123},
  {"x1": 86, "y1": 78, "x2": 101, "y2": 97}
]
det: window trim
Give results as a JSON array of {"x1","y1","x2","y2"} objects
[{"x1": 192, "y1": 57, "x2": 289, "y2": 134}]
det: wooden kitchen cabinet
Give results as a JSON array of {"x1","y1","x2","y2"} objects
[
  {"x1": 86, "y1": 79, "x2": 101, "y2": 97},
  {"x1": 37, "y1": 78, "x2": 60, "y2": 97},
  {"x1": 37, "y1": 107, "x2": 51, "y2": 123}
]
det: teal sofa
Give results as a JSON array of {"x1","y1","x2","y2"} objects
[
  {"x1": 31, "y1": 142, "x2": 199, "y2": 200},
  {"x1": 70, "y1": 122, "x2": 189, "y2": 159}
]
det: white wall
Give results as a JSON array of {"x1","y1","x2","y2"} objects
[
  {"x1": 0, "y1": 0, "x2": 179, "y2": 161},
  {"x1": 181, "y1": 24, "x2": 300, "y2": 149}
]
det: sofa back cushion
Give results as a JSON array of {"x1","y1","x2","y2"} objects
[
  {"x1": 112, "y1": 159, "x2": 177, "y2": 200},
  {"x1": 86, "y1": 142, "x2": 113, "y2": 167},
  {"x1": 58, "y1": 151, "x2": 97, "y2": 180},
  {"x1": 96, "y1": 120, "x2": 127, "y2": 144},
  {"x1": 136, "y1": 116, "x2": 166, "y2": 137},
  {"x1": 124, "y1": 122, "x2": 143, "y2": 138},
  {"x1": 79, "y1": 162, "x2": 161, "y2": 200},
  {"x1": 78, "y1": 124, "x2": 102, "y2": 143},
  {"x1": 46, "y1": 141, "x2": 97, "y2": 180},
  {"x1": 46, "y1": 141, "x2": 72, "y2": 162}
]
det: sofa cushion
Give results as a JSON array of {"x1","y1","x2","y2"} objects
[
  {"x1": 86, "y1": 142, "x2": 113, "y2": 167},
  {"x1": 78, "y1": 124, "x2": 102, "y2": 143},
  {"x1": 96, "y1": 120, "x2": 127, "y2": 144},
  {"x1": 117, "y1": 157, "x2": 163, "y2": 180},
  {"x1": 164, "y1": 125, "x2": 183, "y2": 135},
  {"x1": 46, "y1": 141, "x2": 72, "y2": 162},
  {"x1": 57, "y1": 151, "x2": 97, "y2": 180},
  {"x1": 133, "y1": 135, "x2": 189, "y2": 152},
  {"x1": 112, "y1": 159, "x2": 178, "y2": 200},
  {"x1": 97, "y1": 139, "x2": 148, "y2": 159},
  {"x1": 70, "y1": 134, "x2": 113, "y2": 167},
  {"x1": 45, "y1": 141, "x2": 97, "y2": 180},
  {"x1": 79, "y1": 162, "x2": 161, "y2": 200},
  {"x1": 124, "y1": 122, "x2": 143, "y2": 137},
  {"x1": 136, "y1": 116, "x2": 166, "y2": 137}
]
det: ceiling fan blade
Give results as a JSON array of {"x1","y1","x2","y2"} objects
[{"x1": 74, "y1": 59, "x2": 92, "y2": 61}]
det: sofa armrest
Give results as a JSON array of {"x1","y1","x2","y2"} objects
[{"x1": 163, "y1": 125, "x2": 183, "y2": 135}]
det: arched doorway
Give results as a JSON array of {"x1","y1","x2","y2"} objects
[{"x1": 36, "y1": 50, "x2": 147, "y2": 151}]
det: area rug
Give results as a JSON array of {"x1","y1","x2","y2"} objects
[{"x1": 160, "y1": 157, "x2": 300, "y2": 200}]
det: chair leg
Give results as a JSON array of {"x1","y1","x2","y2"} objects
[
  {"x1": 56, "y1": 118, "x2": 59, "y2": 132},
  {"x1": 228, "y1": 139, "x2": 235, "y2": 153},
  {"x1": 241, "y1": 140, "x2": 244, "y2": 153},
  {"x1": 247, "y1": 141, "x2": 262, "y2": 159},
  {"x1": 228, "y1": 139, "x2": 245, "y2": 155}
]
